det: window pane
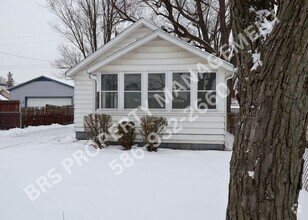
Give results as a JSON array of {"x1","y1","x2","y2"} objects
[
  {"x1": 172, "y1": 92, "x2": 190, "y2": 109},
  {"x1": 124, "y1": 92, "x2": 141, "y2": 108},
  {"x1": 198, "y1": 91, "x2": 216, "y2": 109},
  {"x1": 173, "y1": 73, "x2": 190, "y2": 90},
  {"x1": 148, "y1": 73, "x2": 165, "y2": 91},
  {"x1": 125, "y1": 74, "x2": 141, "y2": 91},
  {"x1": 101, "y1": 92, "x2": 118, "y2": 108},
  {"x1": 148, "y1": 92, "x2": 165, "y2": 109},
  {"x1": 198, "y1": 73, "x2": 216, "y2": 90},
  {"x1": 101, "y1": 74, "x2": 117, "y2": 91}
]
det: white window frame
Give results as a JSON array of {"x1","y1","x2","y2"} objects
[
  {"x1": 197, "y1": 72, "x2": 217, "y2": 110},
  {"x1": 123, "y1": 72, "x2": 143, "y2": 110},
  {"x1": 98, "y1": 73, "x2": 119, "y2": 109},
  {"x1": 171, "y1": 72, "x2": 192, "y2": 110},
  {"x1": 97, "y1": 71, "x2": 219, "y2": 112},
  {"x1": 147, "y1": 72, "x2": 167, "y2": 110}
]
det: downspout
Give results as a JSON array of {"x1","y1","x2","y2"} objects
[
  {"x1": 87, "y1": 71, "x2": 98, "y2": 112},
  {"x1": 224, "y1": 68, "x2": 235, "y2": 149}
]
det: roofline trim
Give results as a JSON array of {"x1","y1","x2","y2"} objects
[
  {"x1": 65, "y1": 18, "x2": 158, "y2": 77},
  {"x1": 8, "y1": 76, "x2": 74, "y2": 91},
  {"x1": 87, "y1": 29, "x2": 234, "y2": 73}
]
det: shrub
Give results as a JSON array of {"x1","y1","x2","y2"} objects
[
  {"x1": 84, "y1": 113, "x2": 112, "y2": 149},
  {"x1": 140, "y1": 115, "x2": 168, "y2": 152},
  {"x1": 117, "y1": 121, "x2": 136, "y2": 150}
]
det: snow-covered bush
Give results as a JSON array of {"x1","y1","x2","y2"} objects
[
  {"x1": 117, "y1": 121, "x2": 136, "y2": 150},
  {"x1": 84, "y1": 113, "x2": 112, "y2": 149},
  {"x1": 140, "y1": 115, "x2": 168, "y2": 152}
]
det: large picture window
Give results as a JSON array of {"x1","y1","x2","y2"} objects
[
  {"x1": 101, "y1": 74, "x2": 118, "y2": 108},
  {"x1": 197, "y1": 72, "x2": 216, "y2": 109},
  {"x1": 148, "y1": 73, "x2": 165, "y2": 109},
  {"x1": 172, "y1": 72, "x2": 190, "y2": 109},
  {"x1": 99, "y1": 71, "x2": 218, "y2": 111},
  {"x1": 124, "y1": 74, "x2": 141, "y2": 109}
]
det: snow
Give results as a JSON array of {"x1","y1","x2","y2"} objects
[
  {"x1": 44, "y1": 75, "x2": 74, "y2": 87},
  {"x1": 248, "y1": 171, "x2": 255, "y2": 179},
  {"x1": 225, "y1": 132, "x2": 234, "y2": 151},
  {"x1": 0, "y1": 124, "x2": 64, "y2": 137},
  {"x1": 255, "y1": 9, "x2": 277, "y2": 39},
  {"x1": 251, "y1": 51, "x2": 262, "y2": 70},
  {"x1": 0, "y1": 124, "x2": 307, "y2": 220}
]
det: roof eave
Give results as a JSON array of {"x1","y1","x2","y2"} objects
[
  {"x1": 66, "y1": 18, "x2": 158, "y2": 77},
  {"x1": 87, "y1": 29, "x2": 234, "y2": 73}
]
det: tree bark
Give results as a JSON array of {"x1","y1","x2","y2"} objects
[{"x1": 227, "y1": 0, "x2": 308, "y2": 219}]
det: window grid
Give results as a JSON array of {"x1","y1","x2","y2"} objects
[
  {"x1": 101, "y1": 74, "x2": 118, "y2": 109},
  {"x1": 98, "y1": 72, "x2": 217, "y2": 111},
  {"x1": 124, "y1": 74, "x2": 141, "y2": 109},
  {"x1": 148, "y1": 73, "x2": 166, "y2": 109},
  {"x1": 172, "y1": 72, "x2": 191, "y2": 109},
  {"x1": 197, "y1": 72, "x2": 216, "y2": 109}
]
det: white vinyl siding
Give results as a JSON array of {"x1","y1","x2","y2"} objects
[
  {"x1": 76, "y1": 27, "x2": 153, "y2": 74},
  {"x1": 95, "y1": 111, "x2": 225, "y2": 144},
  {"x1": 74, "y1": 73, "x2": 95, "y2": 132},
  {"x1": 100, "y1": 39, "x2": 204, "y2": 73}
]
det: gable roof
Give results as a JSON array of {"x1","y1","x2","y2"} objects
[
  {"x1": 66, "y1": 18, "x2": 158, "y2": 77},
  {"x1": 8, "y1": 76, "x2": 74, "y2": 91},
  {"x1": 87, "y1": 29, "x2": 234, "y2": 73}
]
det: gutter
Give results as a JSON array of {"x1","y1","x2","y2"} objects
[
  {"x1": 224, "y1": 68, "x2": 235, "y2": 150},
  {"x1": 86, "y1": 71, "x2": 98, "y2": 112}
]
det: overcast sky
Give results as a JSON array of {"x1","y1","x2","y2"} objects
[{"x1": 0, "y1": 0, "x2": 67, "y2": 84}]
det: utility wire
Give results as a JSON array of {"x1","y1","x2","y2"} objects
[
  {"x1": 0, "y1": 39, "x2": 58, "y2": 46},
  {"x1": 0, "y1": 51, "x2": 52, "y2": 62}
]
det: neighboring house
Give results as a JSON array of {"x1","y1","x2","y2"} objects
[
  {"x1": 0, "y1": 89, "x2": 10, "y2": 100},
  {"x1": 8, "y1": 76, "x2": 74, "y2": 107},
  {"x1": 0, "y1": 94, "x2": 8, "y2": 100},
  {"x1": 0, "y1": 82, "x2": 10, "y2": 100},
  {"x1": 66, "y1": 19, "x2": 234, "y2": 150}
]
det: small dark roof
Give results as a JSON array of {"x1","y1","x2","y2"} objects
[{"x1": 8, "y1": 75, "x2": 74, "y2": 91}]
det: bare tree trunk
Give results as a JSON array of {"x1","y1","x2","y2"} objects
[{"x1": 227, "y1": 0, "x2": 308, "y2": 219}]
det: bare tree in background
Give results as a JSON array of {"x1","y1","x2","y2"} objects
[
  {"x1": 6, "y1": 72, "x2": 14, "y2": 88},
  {"x1": 46, "y1": 0, "x2": 120, "y2": 70},
  {"x1": 111, "y1": 0, "x2": 235, "y2": 112},
  {"x1": 111, "y1": 0, "x2": 231, "y2": 55}
]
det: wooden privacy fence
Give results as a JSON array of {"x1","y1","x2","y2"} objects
[
  {"x1": 0, "y1": 102, "x2": 74, "y2": 130},
  {"x1": 21, "y1": 105, "x2": 74, "y2": 127},
  {"x1": 0, "y1": 100, "x2": 21, "y2": 130}
]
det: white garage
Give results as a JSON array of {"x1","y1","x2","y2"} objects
[{"x1": 26, "y1": 97, "x2": 73, "y2": 107}]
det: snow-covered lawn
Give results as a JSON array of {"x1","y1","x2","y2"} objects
[{"x1": 0, "y1": 124, "x2": 307, "y2": 220}]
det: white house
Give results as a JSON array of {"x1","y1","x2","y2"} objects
[{"x1": 66, "y1": 19, "x2": 234, "y2": 150}]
